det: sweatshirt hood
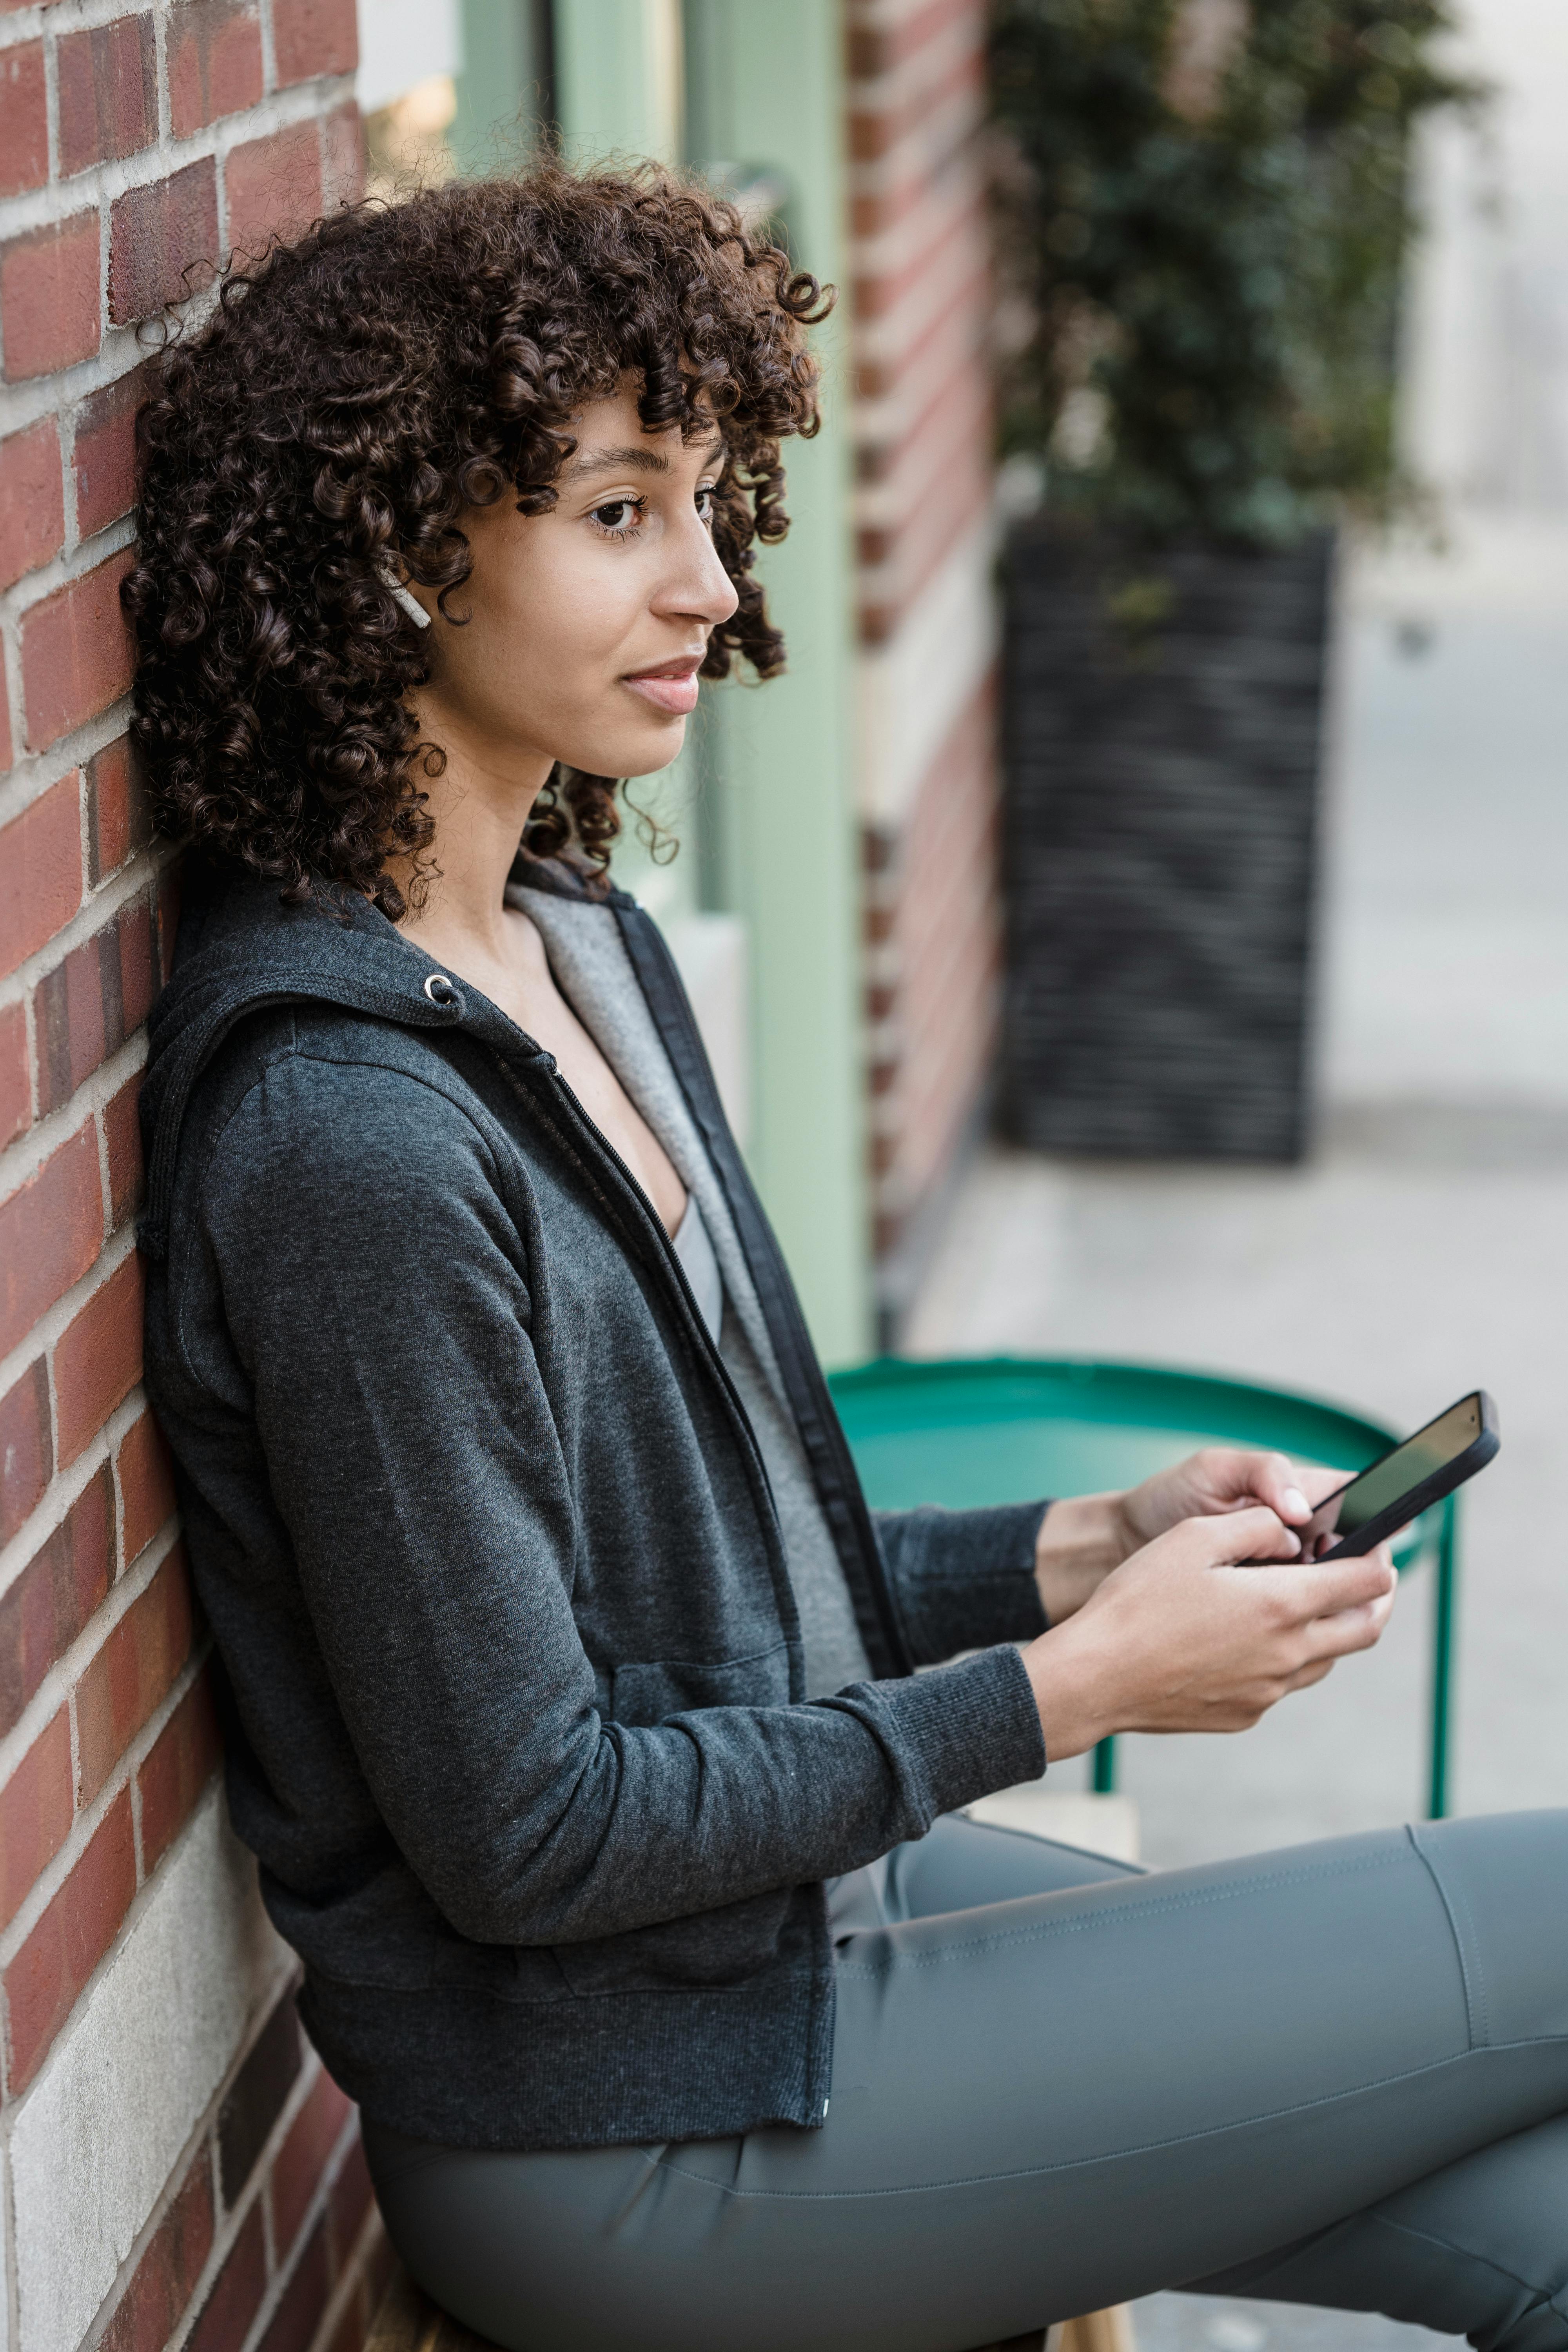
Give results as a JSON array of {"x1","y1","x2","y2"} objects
[{"x1": 138, "y1": 854, "x2": 613, "y2": 1261}]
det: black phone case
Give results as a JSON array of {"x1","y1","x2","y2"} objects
[{"x1": 1316, "y1": 1389, "x2": 1499, "y2": 1560}]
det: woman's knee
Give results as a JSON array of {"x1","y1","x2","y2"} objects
[{"x1": 1410, "y1": 1811, "x2": 1568, "y2": 2050}]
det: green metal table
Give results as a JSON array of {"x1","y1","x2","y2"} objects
[{"x1": 827, "y1": 1357, "x2": 1458, "y2": 1817}]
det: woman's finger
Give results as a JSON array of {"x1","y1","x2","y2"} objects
[
  {"x1": 1302, "y1": 1590, "x2": 1396, "y2": 1660},
  {"x1": 1191, "y1": 1501, "x2": 1293, "y2": 1557},
  {"x1": 1240, "y1": 1450, "x2": 1312, "y2": 1523},
  {"x1": 1190, "y1": 1448, "x2": 1309, "y2": 1521},
  {"x1": 1298, "y1": 1463, "x2": 1350, "y2": 1507},
  {"x1": 1287, "y1": 1547, "x2": 1396, "y2": 1617}
]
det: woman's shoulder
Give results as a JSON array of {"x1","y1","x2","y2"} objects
[{"x1": 193, "y1": 1001, "x2": 510, "y2": 1221}]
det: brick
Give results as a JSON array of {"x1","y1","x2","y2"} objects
[
  {"x1": 1, "y1": 212, "x2": 101, "y2": 381},
  {"x1": 20, "y1": 548, "x2": 135, "y2": 751},
  {"x1": 109, "y1": 160, "x2": 219, "y2": 327},
  {"x1": 326, "y1": 2285, "x2": 367, "y2": 2352},
  {"x1": 57, "y1": 17, "x2": 158, "y2": 176},
  {"x1": 137, "y1": 1667, "x2": 219, "y2": 1874},
  {"x1": 5, "y1": 1784, "x2": 136, "y2": 2091},
  {"x1": 0, "y1": 1707, "x2": 72, "y2": 1930},
  {"x1": 0, "y1": 1001, "x2": 28, "y2": 1147},
  {"x1": 11, "y1": 1801, "x2": 269, "y2": 2352},
  {"x1": 271, "y1": 2066, "x2": 352, "y2": 2258},
  {"x1": 169, "y1": 0, "x2": 264, "y2": 136},
  {"x1": 225, "y1": 121, "x2": 324, "y2": 262},
  {"x1": 86, "y1": 734, "x2": 151, "y2": 883},
  {"x1": 219, "y1": 1996, "x2": 303, "y2": 2208},
  {"x1": 322, "y1": 99, "x2": 364, "y2": 209},
  {"x1": 273, "y1": 0, "x2": 357, "y2": 87},
  {"x1": 0, "y1": 1464, "x2": 112, "y2": 1736},
  {"x1": 187, "y1": 2205, "x2": 266, "y2": 2352},
  {"x1": 32, "y1": 891, "x2": 152, "y2": 1116},
  {"x1": 156, "y1": 862, "x2": 180, "y2": 987},
  {"x1": 54, "y1": 1249, "x2": 145, "y2": 1468},
  {"x1": 75, "y1": 1541, "x2": 193, "y2": 1803},
  {"x1": 0, "y1": 415, "x2": 63, "y2": 592},
  {"x1": 104, "y1": 1067, "x2": 145, "y2": 1230},
  {"x1": 0, "y1": 1360, "x2": 51, "y2": 1548},
  {"x1": 326, "y1": 2128, "x2": 372, "y2": 2268},
  {"x1": 0, "y1": 41, "x2": 47, "y2": 196},
  {"x1": 260, "y1": 2219, "x2": 330, "y2": 2352},
  {"x1": 362, "y1": 2225, "x2": 396, "y2": 2315},
  {"x1": 100, "y1": 2152, "x2": 215, "y2": 2352},
  {"x1": 119, "y1": 886, "x2": 157, "y2": 1029},
  {"x1": 116, "y1": 1405, "x2": 174, "y2": 1567},
  {"x1": 0, "y1": 771, "x2": 83, "y2": 976},
  {"x1": 74, "y1": 368, "x2": 149, "y2": 541},
  {"x1": 0, "y1": 1120, "x2": 103, "y2": 1358},
  {"x1": 34, "y1": 922, "x2": 122, "y2": 1116}
]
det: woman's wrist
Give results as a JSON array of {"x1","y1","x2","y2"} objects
[
  {"x1": 1033, "y1": 1490, "x2": 1139, "y2": 1623},
  {"x1": 1022, "y1": 1612, "x2": 1120, "y2": 1761}
]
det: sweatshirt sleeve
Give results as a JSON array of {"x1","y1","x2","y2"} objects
[
  {"x1": 873, "y1": 1503, "x2": 1051, "y2": 1664},
  {"x1": 202, "y1": 1054, "x2": 1045, "y2": 1950}
]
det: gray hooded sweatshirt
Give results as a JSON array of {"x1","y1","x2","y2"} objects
[{"x1": 138, "y1": 855, "x2": 1049, "y2": 2152}]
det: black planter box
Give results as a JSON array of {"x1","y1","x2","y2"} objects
[{"x1": 998, "y1": 519, "x2": 1333, "y2": 1161}]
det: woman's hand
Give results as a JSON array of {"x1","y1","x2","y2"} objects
[
  {"x1": 1033, "y1": 1448, "x2": 1349, "y2": 1624},
  {"x1": 1119, "y1": 1446, "x2": 1347, "y2": 1548},
  {"x1": 1023, "y1": 1504, "x2": 1397, "y2": 1760}
]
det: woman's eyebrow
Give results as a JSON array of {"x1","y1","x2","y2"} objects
[{"x1": 563, "y1": 433, "x2": 725, "y2": 483}]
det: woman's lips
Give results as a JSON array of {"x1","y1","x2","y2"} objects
[{"x1": 622, "y1": 658, "x2": 702, "y2": 715}]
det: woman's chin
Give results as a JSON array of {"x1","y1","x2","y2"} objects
[{"x1": 578, "y1": 717, "x2": 688, "y2": 781}]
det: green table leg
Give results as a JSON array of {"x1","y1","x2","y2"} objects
[
  {"x1": 1428, "y1": 1496, "x2": 1459, "y2": 1820},
  {"x1": 1093, "y1": 1735, "x2": 1118, "y2": 1795}
]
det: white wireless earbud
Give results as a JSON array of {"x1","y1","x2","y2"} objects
[{"x1": 380, "y1": 562, "x2": 432, "y2": 629}]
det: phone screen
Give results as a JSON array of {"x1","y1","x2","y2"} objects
[{"x1": 1304, "y1": 1394, "x2": 1486, "y2": 1554}]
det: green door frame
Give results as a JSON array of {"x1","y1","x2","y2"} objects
[{"x1": 552, "y1": 0, "x2": 872, "y2": 1364}]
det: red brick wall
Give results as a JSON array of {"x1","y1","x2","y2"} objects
[
  {"x1": 863, "y1": 674, "x2": 1000, "y2": 1261},
  {"x1": 846, "y1": 0, "x2": 1002, "y2": 1320},
  {"x1": 0, "y1": 9, "x2": 385, "y2": 2351}
]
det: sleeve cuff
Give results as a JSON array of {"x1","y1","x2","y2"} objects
[
  {"x1": 878, "y1": 1500, "x2": 1051, "y2": 1661},
  {"x1": 865, "y1": 1642, "x2": 1047, "y2": 1820}
]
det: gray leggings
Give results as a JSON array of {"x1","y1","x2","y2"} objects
[{"x1": 365, "y1": 1809, "x2": 1568, "y2": 2352}]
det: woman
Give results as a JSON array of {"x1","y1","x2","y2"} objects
[{"x1": 130, "y1": 167, "x2": 1568, "y2": 2352}]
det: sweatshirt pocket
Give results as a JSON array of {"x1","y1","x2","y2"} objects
[{"x1": 609, "y1": 1641, "x2": 790, "y2": 1727}]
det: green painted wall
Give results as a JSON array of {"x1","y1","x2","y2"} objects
[
  {"x1": 555, "y1": 0, "x2": 685, "y2": 165},
  {"x1": 451, "y1": 2, "x2": 551, "y2": 176},
  {"x1": 679, "y1": 1, "x2": 869, "y2": 1364},
  {"x1": 536, "y1": 0, "x2": 871, "y2": 1364}
]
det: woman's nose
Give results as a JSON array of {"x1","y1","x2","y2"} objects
[{"x1": 657, "y1": 514, "x2": 740, "y2": 628}]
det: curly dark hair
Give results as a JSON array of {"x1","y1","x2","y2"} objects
[{"x1": 123, "y1": 163, "x2": 831, "y2": 916}]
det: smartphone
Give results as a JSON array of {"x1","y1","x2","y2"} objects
[{"x1": 1302, "y1": 1391, "x2": 1499, "y2": 1562}]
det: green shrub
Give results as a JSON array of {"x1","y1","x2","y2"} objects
[{"x1": 989, "y1": 0, "x2": 1480, "y2": 543}]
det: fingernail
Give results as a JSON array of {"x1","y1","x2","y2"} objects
[{"x1": 1283, "y1": 1487, "x2": 1309, "y2": 1518}]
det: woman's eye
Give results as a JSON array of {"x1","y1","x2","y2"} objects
[
  {"x1": 590, "y1": 497, "x2": 645, "y2": 537},
  {"x1": 695, "y1": 485, "x2": 717, "y2": 525}
]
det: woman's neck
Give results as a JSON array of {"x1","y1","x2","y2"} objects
[{"x1": 391, "y1": 697, "x2": 555, "y2": 964}]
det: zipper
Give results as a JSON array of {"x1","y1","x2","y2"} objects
[
  {"x1": 486, "y1": 1040, "x2": 809, "y2": 1684},
  {"x1": 610, "y1": 906, "x2": 915, "y2": 1679}
]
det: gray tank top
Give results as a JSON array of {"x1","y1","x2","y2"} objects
[{"x1": 512, "y1": 887, "x2": 875, "y2": 1702}]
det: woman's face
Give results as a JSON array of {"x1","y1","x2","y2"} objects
[{"x1": 412, "y1": 377, "x2": 740, "y2": 782}]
